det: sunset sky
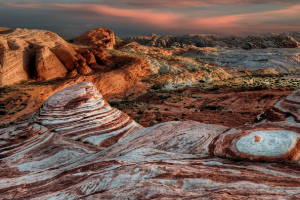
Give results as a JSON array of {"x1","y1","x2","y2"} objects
[{"x1": 1, "y1": 0, "x2": 300, "y2": 38}]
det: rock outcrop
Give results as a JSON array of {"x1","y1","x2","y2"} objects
[
  {"x1": 123, "y1": 31, "x2": 300, "y2": 49},
  {"x1": 2, "y1": 84, "x2": 300, "y2": 199},
  {"x1": 0, "y1": 37, "x2": 34, "y2": 86},
  {"x1": 0, "y1": 28, "x2": 107, "y2": 86},
  {"x1": 31, "y1": 81, "x2": 143, "y2": 147},
  {"x1": 34, "y1": 45, "x2": 68, "y2": 81},
  {"x1": 183, "y1": 48, "x2": 300, "y2": 73},
  {"x1": 256, "y1": 89, "x2": 300, "y2": 124},
  {"x1": 74, "y1": 27, "x2": 115, "y2": 49}
]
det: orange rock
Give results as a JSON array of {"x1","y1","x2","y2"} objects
[
  {"x1": 93, "y1": 57, "x2": 152, "y2": 96},
  {"x1": 0, "y1": 38, "x2": 34, "y2": 86},
  {"x1": 74, "y1": 27, "x2": 115, "y2": 49},
  {"x1": 67, "y1": 69, "x2": 79, "y2": 78},
  {"x1": 90, "y1": 46, "x2": 114, "y2": 66},
  {"x1": 0, "y1": 28, "x2": 97, "y2": 86},
  {"x1": 34, "y1": 45, "x2": 68, "y2": 81},
  {"x1": 75, "y1": 48, "x2": 97, "y2": 66},
  {"x1": 75, "y1": 54, "x2": 94, "y2": 75}
]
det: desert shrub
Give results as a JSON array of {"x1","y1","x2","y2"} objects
[
  {"x1": 0, "y1": 109, "x2": 8, "y2": 115},
  {"x1": 0, "y1": 123, "x2": 8, "y2": 129},
  {"x1": 151, "y1": 82, "x2": 164, "y2": 90},
  {"x1": 137, "y1": 110, "x2": 144, "y2": 114},
  {"x1": 151, "y1": 119, "x2": 157, "y2": 125}
]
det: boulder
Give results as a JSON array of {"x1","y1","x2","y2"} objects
[
  {"x1": 74, "y1": 27, "x2": 115, "y2": 49},
  {"x1": 90, "y1": 46, "x2": 114, "y2": 66}
]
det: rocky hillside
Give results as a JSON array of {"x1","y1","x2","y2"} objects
[
  {"x1": 0, "y1": 28, "x2": 115, "y2": 86},
  {"x1": 1, "y1": 82, "x2": 300, "y2": 199},
  {"x1": 123, "y1": 31, "x2": 300, "y2": 49}
]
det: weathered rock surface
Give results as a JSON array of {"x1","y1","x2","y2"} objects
[
  {"x1": 256, "y1": 89, "x2": 300, "y2": 124},
  {"x1": 183, "y1": 47, "x2": 300, "y2": 73},
  {"x1": 74, "y1": 27, "x2": 115, "y2": 49},
  {"x1": 0, "y1": 28, "x2": 97, "y2": 86},
  {"x1": 31, "y1": 81, "x2": 143, "y2": 148},
  {"x1": 2, "y1": 121, "x2": 300, "y2": 199},
  {"x1": 2, "y1": 84, "x2": 300, "y2": 199},
  {"x1": 92, "y1": 56, "x2": 152, "y2": 96},
  {"x1": 210, "y1": 123, "x2": 300, "y2": 163},
  {"x1": 34, "y1": 45, "x2": 68, "y2": 81},
  {"x1": 124, "y1": 31, "x2": 300, "y2": 49},
  {"x1": 0, "y1": 37, "x2": 34, "y2": 86}
]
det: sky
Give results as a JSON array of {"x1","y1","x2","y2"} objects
[{"x1": 0, "y1": 0, "x2": 300, "y2": 38}]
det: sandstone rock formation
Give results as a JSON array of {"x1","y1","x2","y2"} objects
[
  {"x1": 257, "y1": 89, "x2": 300, "y2": 124},
  {"x1": 0, "y1": 28, "x2": 100, "y2": 86},
  {"x1": 74, "y1": 27, "x2": 115, "y2": 49},
  {"x1": 92, "y1": 56, "x2": 152, "y2": 96},
  {"x1": 34, "y1": 45, "x2": 68, "y2": 81},
  {"x1": 31, "y1": 81, "x2": 143, "y2": 148},
  {"x1": 123, "y1": 31, "x2": 300, "y2": 49},
  {"x1": 0, "y1": 37, "x2": 34, "y2": 86},
  {"x1": 2, "y1": 83, "x2": 300, "y2": 199}
]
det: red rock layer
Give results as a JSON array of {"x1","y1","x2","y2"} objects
[
  {"x1": 2, "y1": 85, "x2": 300, "y2": 199},
  {"x1": 210, "y1": 122, "x2": 300, "y2": 163},
  {"x1": 255, "y1": 89, "x2": 300, "y2": 125},
  {"x1": 1, "y1": 121, "x2": 300, "y2": 199},
  {"x1": 31, "y1": 81, "x2": 143, "y2": 148}
]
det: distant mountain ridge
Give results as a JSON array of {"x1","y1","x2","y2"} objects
[{"x1": 123, "y1": 31, "x2": 300, "y2": 50}]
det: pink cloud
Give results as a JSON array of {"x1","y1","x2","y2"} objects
[
  {"x1": 6, "y1": 3, "x2": 181, "y2": 28},
  {"x1": 6, "y1": 3, "x2": 300, "y2": 36},
  {"x1": 120, "y1": 0, "x2": 299, "y2": 7}
]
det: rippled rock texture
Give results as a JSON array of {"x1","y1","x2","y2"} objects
[
  {"x1": 31, "y1": 81, "x2": 143, "y2": 148},
  {"x1": 2, "y1": 83, "x2": 300, "y2": 199}
]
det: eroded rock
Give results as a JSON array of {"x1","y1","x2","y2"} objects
[
  {"x1": 0, "y1": 37, "x2": 34, "y2": 86},
  {"x1": 2, "y1": 84, "x2": 300, "y2": 199},
  {"x1": 0, "y1": 28, "x2": 95, "y2": 86},
  {"x1": 34, "y1": 45, "x2": 68, "y2": 81},
  {"x1": 123, "y1": 31, "x2": 300, "y2": 49},
  {"x1": 74, "y1": 27, "x2": 115, "y2": 49},
  {"x1": 31, "y1": 81, "x2": 143, "y2": 148}
]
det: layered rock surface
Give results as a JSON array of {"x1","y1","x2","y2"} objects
[
  {"x1": 183, "y1": 48, "x2": 300, "y2": 73},
  {"x1": 0, "y1": 37, "x2": 34, "y2": 86},
  {"x1": 2, "y1": 83, "x2": 300, "y2": 199},
  {"x1": 0, "y1": 28, "x2": 106, "y2": 86},
  {"x1": 31, "y1": 81, "x2": 143, "y2": 147}
]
